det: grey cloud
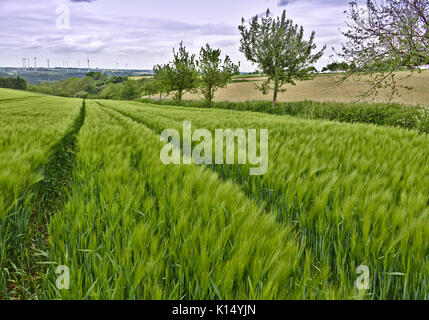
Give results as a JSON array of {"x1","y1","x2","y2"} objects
[
  {"x1": 0, "y1": 0, "x2": 349, "y2": 70},
  {"x1": 48, "y1": 42, "x2": 106, "y2": 54},
  {"x1": 213, "y1": 39, "x2": 237, "y2": 48},
  {"x1": 278, "y1": 0, "x2": 348, "y2": 7}
]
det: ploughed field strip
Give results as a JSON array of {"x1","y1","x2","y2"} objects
[
  {"x1": 42, "y1": 101, "x2": 307, "y2": 300},
  {"x1": 96, "y1": 99, "x2": 429, "y2": 300},
  {"x1": 0, "y1": 89, "x2": 82, "y2": 298}
]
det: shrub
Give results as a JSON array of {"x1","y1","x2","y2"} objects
[
  {"x1": 0, "y1": 76, "x2": 27, "y2": 90},
  {"x1": 137, "y1": 98, "x2": 427, "y2": 133},
  {"x1": 418, "y1": 109, "x2": 429, "y2": 134},
  {"x1": 74, "y1": 91, "x2": 89, "y2": 99}
]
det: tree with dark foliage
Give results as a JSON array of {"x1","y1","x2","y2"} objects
[{"x1": 0, "y1": 77, "x2": 27, "y2": 90}]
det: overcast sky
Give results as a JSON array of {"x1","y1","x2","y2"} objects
[{"x1": 0, "y1": 0, "x2": 352, "y2": 71}]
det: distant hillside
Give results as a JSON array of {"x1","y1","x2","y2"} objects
[{"x1": 0, "y1": 67, "x2": 153, "y2": 84}]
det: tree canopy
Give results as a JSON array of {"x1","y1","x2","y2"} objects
[
  {"x1": 154, "y1": 41, "x2": 199, "y2": 102},
  {"x1": 0, "y1": 77, "x2": 27, "y2": 90},
  {"x1": 197, "y1": 44, "x2": 239, "y2": 105},
  {"x1": 340, "y1": 0, "x2": 429, "y2": 100},
  {"x1": 239, "y1": 9, "x2": 325, "y2": 107}
]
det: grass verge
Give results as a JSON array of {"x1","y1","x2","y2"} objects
[{"x1": 137, "y1": 99, "x2": 429, "y2": 134}]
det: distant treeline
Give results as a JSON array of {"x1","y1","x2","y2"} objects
[
  {"x1": 19, "y1": 71, "x2": 90, "y2": 85},
  {"x1": 27, "y1": 72, "x2": 149, "y2": 100},
  {"x1": 0, "y1": 77, "x2": 27, "y2": 90}
]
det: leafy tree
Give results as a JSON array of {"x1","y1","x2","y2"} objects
[
  {"x1": 100, "y1": 83, "x2": 122, "y2": 99},
  {"x1": 107, "y1": 76, "x2": 128, "y2": 84},
  {"x1": 239, "y1": 9, "x2": 325, "y2": 107},
  {"x1": 75, "y1": 91, "x2": 89, "y2": 99},
  {"x1": 120, "y1": 80, "x2": 142, "y2": 100},
  {"x1": 14, "y1": 76, "x2": 27, "y2": 90},
  {"x1": 197, "y1": 44, "x2": 239, "y2": 105},
  {"x1": 306, "y1": 66, "x2": 318, "y2": 73},
  {"x1": 86, "y1": 72, "x2": 103, "y2": 80},
  {"x1": 157, "y1": 41, "x2": 199, "y2": 102},
  {"x1": 0, "y1": 77, "x2": 27, "y2": 90},
  {"x1": 153, "y1": 64, "x2": 172, "y2": 99},
  {"x1": 322, "y1": 62, "x2": 350, "y2": 72},
  {"x1": 340, "y1": 0, "x2": 429, "y2": 100},
  {"x1": 79, "y1": 77, "x2": 98, "y2": 95},
  {"x1": 141, "y1": 79, "x2": 157, "y2": 99}
]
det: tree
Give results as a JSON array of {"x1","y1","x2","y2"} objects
[
  {"x1": 239, "y1": 9, "x2": 325, "y2": 107},
  {"x1": 107, "y1": 76, "x2": 128, "y2": 84},
  {"x1": 100, "y1": 83, "x2": 122, "y2": 99},
  {"x1": 80, "y1": 76, "x2": 97, "y2": 95},
  {"x1": 0, "y1": 77, "x2": 27, "y2": 90},
  {"x1": 340, "y1": 0, "x2": 429, "y2": 100},
  {"x1": 141, "y1": 79, "x2": 157, "y2": 99},
  {"x1": 197, "y1": 44, "x2": 239, "y2": 105},
  {"x1": 14, "y1": 76, "x2": 27, "y2": 90},
  {"x1": 120, "y1": 80, "x2": 141, "y2": 100},
  {"x1": 306, "y1": 66, "x2": 318, "y2": 73},
  {"x1": 153, "y1": 64, "x2": 172, "y2": 99},
  {"x1": 86, "y1": 71, "x2": 103, "y2": 80},
  {"x1": 157, "y1": 41, "x2": 199, "y2": 102},
  {"x1": 75, "y1": 91, "x2": 89, "y2": 99},
  {"x1": 322, "y1": 62, "x2": 350, "y2": 72}
]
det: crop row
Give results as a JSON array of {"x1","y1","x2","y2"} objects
[
  {"x1": 42, "y1": 101, "x2": 317, "y2": 299},
  {"x1": 99, "y1": 99, "x2": 429, "y2": 299},
  {"x1": 0, "y1": 89, "x2": 82, "y2": 298}
]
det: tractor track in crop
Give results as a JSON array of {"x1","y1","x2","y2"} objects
[
  {"x1": 94, "y1": 101, "x2": 287, "y2": 221},
  {"x1": 4, "y1": 100, "x2": 86, "y2": 299}
]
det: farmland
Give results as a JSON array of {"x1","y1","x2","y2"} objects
[
  {"x1": 0, "y1": 89, "x2": 83, "y2": 297},
  {"x1": 0, "y1": 88, "x2": 428, "y2": 300},
  {"x1": 180, "y1": 71, "x2": 429, "y2": 106}
]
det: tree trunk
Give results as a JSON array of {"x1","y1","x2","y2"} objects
[
  {"x1": 272, "y1": 87, "x2": 278, "y2": 108},
  {"x1": 272, "y1": 79, "x2": 279, "y2": 108},
  {"x1": 204, "y1": 85, "x2": 212, "y2": 106}
]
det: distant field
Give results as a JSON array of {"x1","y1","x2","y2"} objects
[
  {"x1": 182, "y1": 71, "x2": 429, "y2": 106},
  {"x1": 130, "y1": 75, "x2": 154, "y2": 80}
]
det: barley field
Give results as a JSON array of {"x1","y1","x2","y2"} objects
[
  {"x1": 182, "y1": 71, "x2": 429, "y2": 106},
  {"x1": 0, "y1": 88, "x2": 428, "y2": 300}
]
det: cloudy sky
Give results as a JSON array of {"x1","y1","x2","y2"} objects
[{"x1": 0, "y1": 0, "x2": 352, "y2": 71}]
